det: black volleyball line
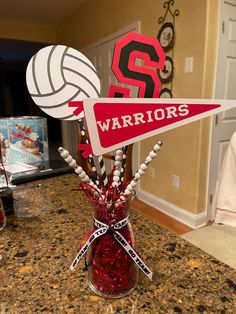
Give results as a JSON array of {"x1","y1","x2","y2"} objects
[
  {"x1": 30, "y1": 82, "x2": 66, "y2": 97},
  {"x1": 30, "y1": 79, "x2": 91, "y2": 100},
  {"x1": 66, "y1": 52, "x2": 98, "y2": 76},
  {"x1": 47, "y1": 45, "x2": 58, "y2": 93},
  {"x1": 63, "y1": 66, "x2": 100, "y2": 97},
  {"x1": 31, "y1": 52, "x2": 41, "y2": 96},
  {"x1": 61, "y1": 47, "x2": 70, "y2": 84},
  {"x1": 30, "y1": 80, "x2": 91, "y2": 99},
  {"x1": 35, "y1": 88, "x2": 82, "y2": 109}
]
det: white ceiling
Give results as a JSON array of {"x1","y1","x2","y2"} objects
[{"x1": 0, "y1": 0, "x2": 86, "y2": 25}]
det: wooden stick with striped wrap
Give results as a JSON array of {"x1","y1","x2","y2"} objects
[
  {"x1": 98, "y1": 155, "x2": 108, "y2": 190},
  {"x1": 78, "y1": 118, "x2": 99, "y2": 183}
]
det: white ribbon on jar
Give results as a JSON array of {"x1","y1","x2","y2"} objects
[{"x1": 69, "y1": 216, "x2": 153, "y2": 280}]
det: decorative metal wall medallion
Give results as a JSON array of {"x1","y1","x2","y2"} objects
[
  {"x1": 158, "y1": 56, "x2": 174, "y2": 83},
  {"x1": 157, "y1": 22, "x2": 175, "y2": 51},
  {"x1": 159, "y1": 87, "x2": 172, "y2": 98},
  {"x1": 157, "y1": 0, "x2": 180, "y2": 97}
]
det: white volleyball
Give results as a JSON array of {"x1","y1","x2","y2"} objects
[{"x1": 26, "y1": 45, "x2": 101, "y2": 120}]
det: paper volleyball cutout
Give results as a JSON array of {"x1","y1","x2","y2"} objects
[{"x1": 26, "y1": 45, "x2": 101, "y2": 120}]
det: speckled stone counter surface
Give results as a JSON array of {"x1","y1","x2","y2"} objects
[{"x1": 1, "y1": 174, "x2": 236, "y2": 313}]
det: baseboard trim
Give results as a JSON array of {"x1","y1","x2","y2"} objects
[{"x1": 137, "y1": 189, "x2": 207, "y2": 229}]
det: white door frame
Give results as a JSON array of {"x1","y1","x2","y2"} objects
[
  {"x1": 82, "y1": 21, "x2": 141, "y2": 176},
  {"x1": 207, "y1": 0, "x2": 222, "y2": 221},
  {"x1": 207, "y1": 0, "x2": 236, "y2": 221},
  {"x1": 82, "y1": 21, "x2": 141, "y2": 54}
]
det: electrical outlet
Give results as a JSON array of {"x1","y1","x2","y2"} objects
[
  {"x1": 172, "y1": 175, "x2": 180, "y2": 188},
  {"x1": 184, "y1": 57, "x2": 193, "y2": 73}
]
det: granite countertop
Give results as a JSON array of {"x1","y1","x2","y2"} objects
[{"x1": 0, "y1": 174, "x2": 236, "y2": 313}]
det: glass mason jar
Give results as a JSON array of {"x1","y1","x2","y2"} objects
[{"x1": 87, "y1": 197, "x2": 139, "y2": 298}]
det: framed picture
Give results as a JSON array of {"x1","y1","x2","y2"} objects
[
  {"x1": 157, "y1": 22, "x2": 175, "y2": 51},
  {"x1": 159, "y1": 88, "x2": 172, "y2": 98},
  {"x1": 158, "y1": 56, "x2": 174, "y2": 83}
]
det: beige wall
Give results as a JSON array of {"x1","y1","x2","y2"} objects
[
  {"x1": 0, "y1": 18, "x2": 56, "y2": 43},
  {"x1": 56, "y1": 0, "x2": 220, "y2": 214},
  {"x1": 56, "y1": 0, "x2": 165, "y2": 48},
  {"x1": 141, "y1": 0, "x2": 219, "y2": 214}
]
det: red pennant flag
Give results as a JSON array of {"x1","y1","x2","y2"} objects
[
  {"x1": 72, "y1": 98, "x2": 236, "y2": 156},
  {"x1": 93, "y1": 102, "x2": 220, "y2": 148}
]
